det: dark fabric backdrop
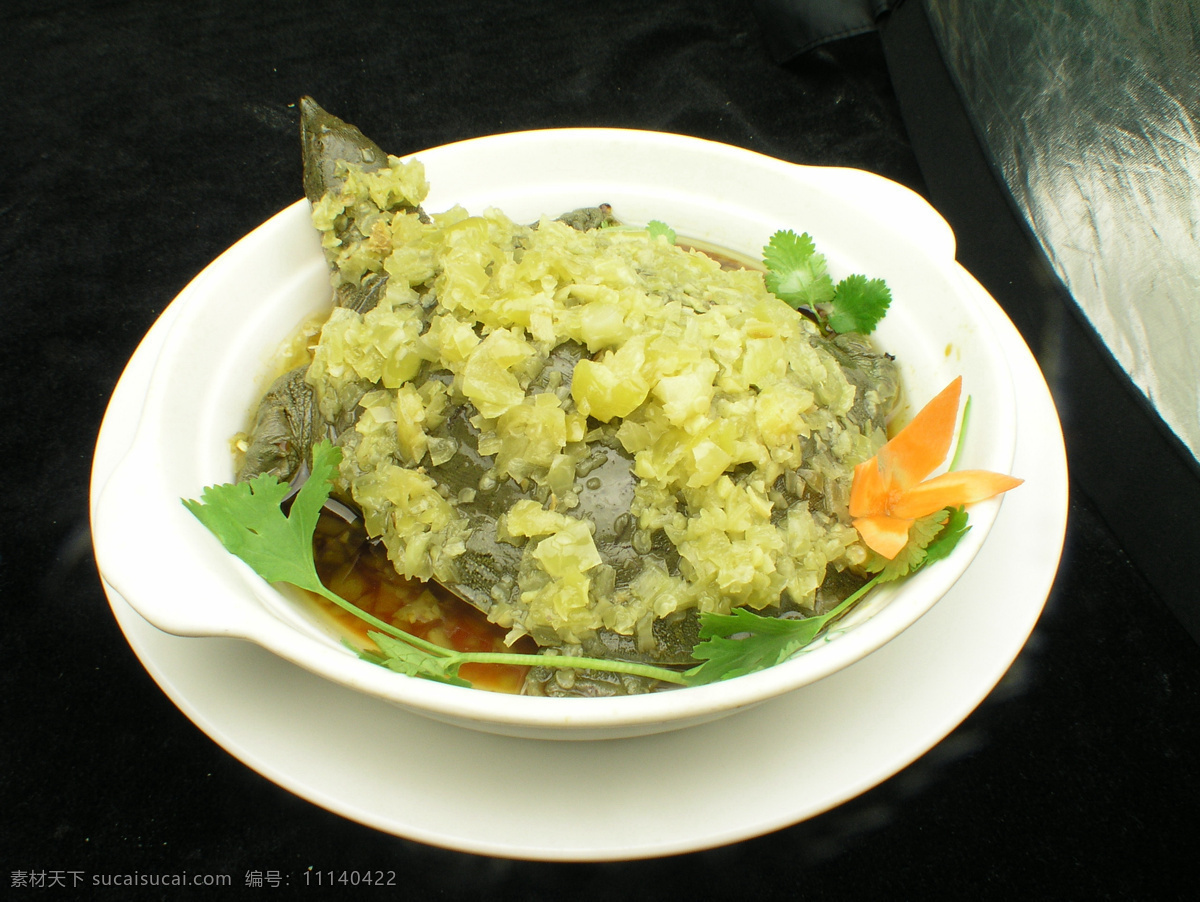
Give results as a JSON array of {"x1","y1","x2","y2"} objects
[{"x1": 2, "y1": 1, "x2": 1197, "y2": 899}]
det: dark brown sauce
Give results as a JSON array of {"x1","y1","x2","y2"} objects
[{"x1": 308, "y1": 513, "x2": 536, "y2": 693}]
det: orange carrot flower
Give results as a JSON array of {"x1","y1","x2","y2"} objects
[{"x1": 849, "y1": 376, "x2": 1023, "y2": 559}]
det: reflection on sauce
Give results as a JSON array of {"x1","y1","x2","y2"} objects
[{"x1": 308, "y1": 513, "x2": 535, "y2": 693}]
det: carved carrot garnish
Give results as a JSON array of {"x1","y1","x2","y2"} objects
[{"x1": 849, "y1": 377, "x2": 1023, "y2": 559}]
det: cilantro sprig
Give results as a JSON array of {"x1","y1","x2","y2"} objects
[
  {"x1": 762, "y1": 229, "x2": 891, "y2": 335},
  {"x1": 646, "y1": 220, "x2": 676, "y2": 244}
]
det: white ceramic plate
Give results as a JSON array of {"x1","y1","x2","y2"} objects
[
  {"x1": 89, "y1": 256, "x2": 1065, "y2": 859},
  {"x1": 91, "y1": 130, "x2": 1019, "y2": 739}
]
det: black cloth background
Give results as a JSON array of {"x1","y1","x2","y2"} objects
[{"x1": 2, "y1": 1, "x2": 1198, "y2": 898}]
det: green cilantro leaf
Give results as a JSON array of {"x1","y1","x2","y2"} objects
[
  {"x1": 183, "y1": 441, "x2": 419, "y2": 642},
  {"x1": 646, "y1": 220, "x2": 676, "y2": 244},
  {"x1": 864, "y1": 507, "x2": 971, "y2": 583},
  {"x1": 762, "y1": 230, "x2": 835, "y2": 309},
  {"x1": 181, "y1": 442, "x2": 340, "y2": 594},
  {"x1": 366, "y1": 631, "x2": 472, "y2": 687},
  {"x1": 916, "y1": 506, "x2": 971, "y2": 568},
  {"x1": 684, "y1": 609, "x2": 824, "y2": 685},
  {"x1": 761, "y1": 229, "x2": 893, "y2": 335},
  {"x1": 827, "y1": 274, "x2": 891, "y2": 336},
  {"x1": 684, "y1": 590, "x2": 862, "y2": 686}
]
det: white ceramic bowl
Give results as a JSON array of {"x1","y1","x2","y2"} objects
[{"x1": 92, "y1": 129, "x2": 1016, "y2": 740}]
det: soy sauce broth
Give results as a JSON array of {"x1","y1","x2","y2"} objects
[{"x1": 308, "y1": 512, "x2": 536, "y2": 693}]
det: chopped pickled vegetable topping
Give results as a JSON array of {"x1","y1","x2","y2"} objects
[{"x1": 306, "y1": 188, "x2": 892, "y2": 647}]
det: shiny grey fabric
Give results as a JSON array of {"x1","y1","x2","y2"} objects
[{"x1": 923, "y1": 0, "x2": 1200, "y2": 463}]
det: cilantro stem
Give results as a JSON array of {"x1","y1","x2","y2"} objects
[
  {"x1": 318, "y1": 584, "x2": 688, "y2": 686},
  {"x1": 310, "y1": 584, "x2": 421, "y2": 644},
  {"x1": 419, "y1": 646, "x2": 690, "y2": 685},
  {"x1": 948, "y1": 394, "x2": 972, "y2": 472},
  {"x1": 828, "y1": 572, "x2": 883, "y2": 617}
]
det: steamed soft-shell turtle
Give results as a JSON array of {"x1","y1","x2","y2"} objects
[{"x1": 237, "y1": 97, "x2": 901, "y2": 696}]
